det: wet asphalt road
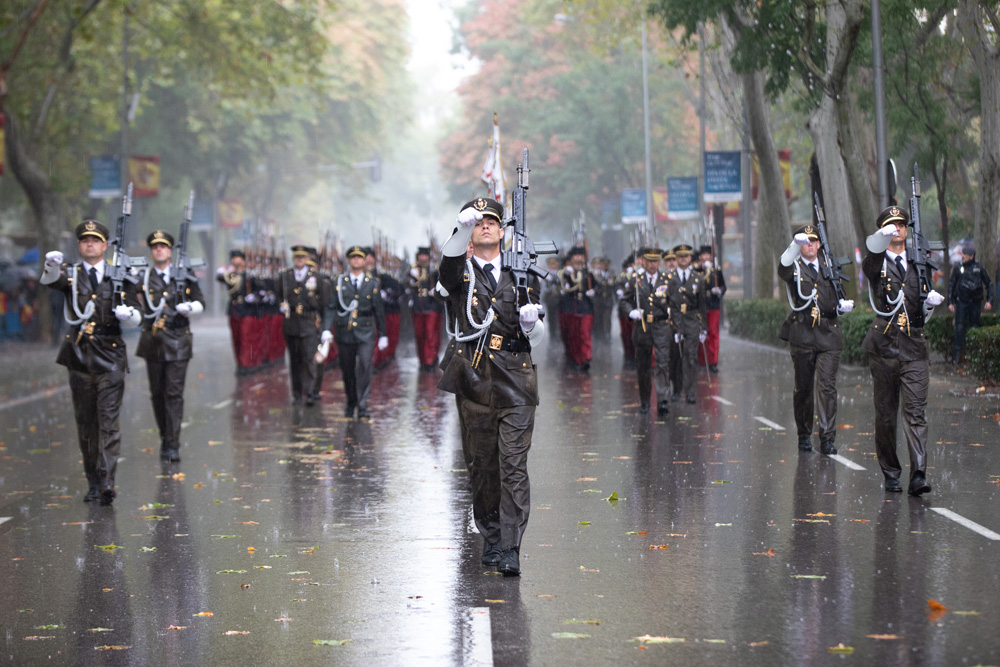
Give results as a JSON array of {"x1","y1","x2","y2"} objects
[{"x1": 1, "y1": 318, "x2": 998, "y2": 666}]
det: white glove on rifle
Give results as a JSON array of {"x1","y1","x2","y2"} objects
[
  {"x1": 675, "y1": 333, "x2": 683, "y2": 343},
  {"x1": 409, "y1": 267, "x2": 420, "y2": 279},
  {"x1": 924, "y1": 290, "x2": 945, "y2": 307},
  {"x1": 703, "y1": 260, "x2": 713, "y2": 271},
  {"x1": 305, "y1": 276, "x2": 317, "y2": 291},
  {"x1": 519, "y1": 303, "x2": 540, "y2": 332},
  {"x1": 175, "y1": 302, "x2": 193, "y2": 315},
  {"x1": 628, "y1": 309, "x2": 642, "y2": 321},
  {"x1": 563, "y1": 265, "x2": 574, "y2": 275},
  {"x1": 245, "y1": 293, "x2": 256, "y2": 303},
  {"x1": 216, "y1": 266, "x2": 227, "y2": 277},
  {"x1": 616, "y1": 289, "x2": 624, "y2": 299},
  {"x1": 585, "y1": 288, "x2": 596, "y2": 298},
  {"x1": 321, "y1": 330, "x2": 334, "y2": 344},
  {"x1": 837, "y1": 299, "x2": 854, "y2": 314},
  {"x1": 377, "y1": 336, "x2": 389, "y2": 351},
  {"x1": 866, "y1": 225, "x2": 899, "y2": 253},
  {"x1": 114, "y1": 305, "x2": 141, "y2": 328},
  {"x1": 279, "y1": 302, "x2": 289, "y2": 315},
  {"x1": 711, "y1": 286, "x2": 722, "y2": 296},
  {"x1": 698, "y1": 330, "x2": 708, "y2": 344}
]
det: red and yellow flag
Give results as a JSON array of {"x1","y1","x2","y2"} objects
[
  {"x1": 218, "y1": 199, "x2": 244, "y2": 229},
  {"x1": 128, "y1": 155, "x2": 160, "y2": 197}
]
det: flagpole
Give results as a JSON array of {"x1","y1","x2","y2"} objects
[{"x1": 641, "y1": 22, "x2": 654, "y2": 231}]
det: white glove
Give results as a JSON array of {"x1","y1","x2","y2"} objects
[
  {"x1": 305, "y1": 276, "x2": 317, "y2": 290},
  {"x1": 321, "y1": 330, "x2": 334, "y2": 344},
  {"x1": 175, "y1": 302, "x2": 193, "y2": 315},
  {"x1": 266, "y1": 293, "x2": 276, "y2": 304},
  {"x1": 625, "y1": 267, "x2": 634, "y2": 276},
  {"x1": 519, "y1": 303, "x2": 540, "y2": 332},
  {"x1": 703, "y1": 260, "x2": 713, "y2": 270},
  {"x1": 636, "y1": 267, "x2": 645, "y2": 275},
  {"x1": 216, "y1": 266, "x2": 227, "y2": 277},
  {"x1": 837, "y1": 299, "x2": 854, "y2": 314},
  {"x1": 377, "y1": 336, "x2": 389, "y2": 351},
  {"x1": 457, "y1": 207, "x2": 483, "y2": 227},
  {"x1": 616, "y1": 289, "x2": 624, "y2": 299},
  {"x1": 878, "y1": 225, "x2": 899, "y2": 238},
  {"x1": 925, "y1": 290, "x2": 945, "y2": 307},
  {"x1": 793, "y1": 233, "x2": 810, "y2": 246},
  {"x1": 698, "y1": 330, "x2": 707, "y2": 344},
  {"x1": 45, "y1": 251, "x2": 64, "y2": 266},
  {"x1": 435, "y1": 283, "x2": 449, "y2": 298},
  {"x1": 628, "y1": 309, "x2": 642, "y2": 321},
  {"x1": 380, "y1": 289, "x2": 388, "y2": 300},
  {"x1": 585, "y1": 288, "x2": 596, "y2": 298},
  {"x1": 563, "y1": 265, "x2": 574, "y2": 275},
  {"x1": 675, "y1": 333, "x2": 683, "y2": 343},
  {"x1": 245, "y1": 293, "x2": 256, "y2": 303},
  {"x1": 711, "y1": 286, "x2": 722, "y2": 296},
  {"x1": 409, "y1": 267, "x2": 420, "y2": 278},
  {"x1": 114, "y1": 305, "x2": 136, "y2": 321},
  {"x1": 279, "y1": 302, "x2": 289, "y2": 315}
]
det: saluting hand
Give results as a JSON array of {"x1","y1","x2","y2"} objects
[{"x1": 457, "y1": 207, "x2": 483, "y2": 227}]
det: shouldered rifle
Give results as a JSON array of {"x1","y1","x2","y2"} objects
[
  {"x1": 501, "y1": 147, "x2": 558, "y2": 312},
  {"x1": 811, "y1": 191, "x2": 851, "y2": 302},
  {"x1": 108, "y1": 182, "x2": 146, "y2": 307},
  {"x1": 174, "y1": 190, "x2": 206, "y2": 285},
  {"x1": 907, "y1": 164, "x2": 944, "y2": 299}
]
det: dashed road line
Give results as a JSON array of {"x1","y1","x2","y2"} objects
[
  {"x1": 465, "y1": 607, "x2": 493, "y2": 667},
  {"x1": 827, "y1": 454, "x2": 866, "y2": 471},
  {"x1": 0, "y1": 517, "x2": 11, "y2": 527},
  {"x1": 0, "y1": 385, "x2": 70, "y2": 412},
  {"x1": 931, "y1": 508, "x2": 1000, "y2": 540},
  {"x1": 212, "y1": 398, "x2": 234, "y2": 410},
  {"x1": 753, "y1": 416, "x2": 787, "y2": 431},
  {"x1": 710, "y1": 396, "x2": 734, "y2": 406}
]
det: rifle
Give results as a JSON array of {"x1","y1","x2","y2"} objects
[
  {"x1": 811, "y1": 191, "x2": 851, "y2": 302},
  {"x1": 633, "y1": 227, "x2": 645, "y2": 332},
  {"x1": 173, "y1": 190, "x2": 205, "y2": 285},
  {"x1": 907, "y1": 164, "x2": 944, "y2": 299},
  {"x1": 500, "y1": 147, "x2": 558, "y2": 313},
  {"x1": 108, "y1": 182, "x2": 146, "y2": 308}
]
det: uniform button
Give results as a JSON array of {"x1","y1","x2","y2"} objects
[
  {"x1": 457, "y1": 349, "x2": 463, "y2": 354},
  {"x1": 492, "y1": 298, "x2": 496, "y2": 302},
  {"x1": 489, "y1": 354, "x2": 494, "y2": 359},
  {"x1": 522, "y1": 363, "x2": 527, "y2": 367}
]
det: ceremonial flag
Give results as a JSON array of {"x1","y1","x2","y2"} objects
[
  {"x1": 0, "y1": 115, "x2": 5, "y2": 176},
  {"x1": 652, "y1": 187, "x2": 670, "y2": 222},
  {"x1": 128, "y1": 155, "x2": 160, "y2": 197},
  {"x1": 480, "y1": 112, "x2": 507, "y2": 206},
  {"x1": 218, "y1": 199, "x2": 244, "y2": 229}
]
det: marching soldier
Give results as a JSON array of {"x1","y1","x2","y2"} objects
[
  {"x1": 136, "y1": 231, "x2": 205, "y2": 463},
  {"x1": 542, "y1": 255, "x2": 562, "y2": 342},
  {"x1": 616, "y1": 253, "x2": 637, "y2": 366},
  {"x1": 275, "y1": 245, "x2": 325, "y2": 406},
  {"x1": 861, "y1": 205, "x2": 945, "y2": 494},
  {"x1": 40, "y1": 220, "x2": 143, "y2": 505},
  {"x1": 666, "y1": 244, "x2": 707, "y2": 404},
  {"x1": 310, "y1": 248, "x2": 337, "y2": 400},
  {"x1": 407, "y1": 246, "x2": 444, "y2": 372},
  {"x1": 625, "y1": 247, "x2": 671, "y2": 416},
  {"x1": 216, "y1": 250, "x2": 260, "y2": 373},
  {"x1": 321, "y1": 245, "x2": 388, "y2": 419},
  {"x1": 591, "y1": 256, "x2": 614, "y2": 342},
  {"x1": 558, "y1": 246, "x2": 595, "y2": 372},
  {"x1": 661, "y1": 249, "x2": 683, "y2": 400},
  {"x1": 696, "y1": 245, "x2": 726, "y2": 373},
  {"x1": 778, "y1": 225, "x2": 853, "y2": 455},
  {"x1": 368, "y1": 248, "x2": 403, "y2": 369},
  {"x1": 947, "y1": 245, "x2": 994, "y2": 364}
]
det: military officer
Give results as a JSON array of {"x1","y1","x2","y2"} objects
[
  {"x1": 947, "y1": 245, "x2": 994, "y2": 364},
  {"x1": 666, "y1": 244, "x2": 707, "y2": 404},
  {"x1": 407, "y1": 246, "x2": 444, "y2": 372},
  {"x1": 136, "y1": 230, "x2": 205, "y2": 463},
  {"x1": 558, "y1": 246, "x2": 596, "y2": 372},
  {"x1": 778, "y1": 225, "x2": 854, "y2": 455},
  {"x1": 661, "y1": 249, "x2": 683, "y2": 400},
  {"x1": 40, "y1": 220, "x2": 143, "y2": 505},
  {"x1": 321, "y1": 245, "x2": 388, "y2": 419},
  {"x1": 275, "y1": 244, "x2": 325, "y2": 406},
  {"x1": 861, "y1": 205, "x2": 945, "y2": 495},
  {"x1": 625, "y1": 247, "x2": 671, "y2": 416},
  {"x1": 310, "y1": 248, "x2": 337, "y2": 399}
]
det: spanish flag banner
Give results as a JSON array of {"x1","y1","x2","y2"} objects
[
  {"x1": 128, "y1": 155, "x2": 160, "y2": 197},
  {"x1": 218, "y1": 199, "x2": 244, "y2": 229}
]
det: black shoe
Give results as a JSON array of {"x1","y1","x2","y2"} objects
[
  {"x1": 99, "y1": 487, "x2": 116, "y2": 506},
  {"x1": 709, "y1": 364, "x2": 719, "y2": 373},
  {"x1": 639, "y1": 402, "x2": 650, "y2": 414},
  {"x1": 908, "y1": 472, "x2": 932, "y2": 496},
  {"x1": 305, "y1": 396, "x2": 316, "y2": 407},
  {"x1": 357, "y1": 409, "x2": 371, "y2": 420},
  {"x1": 686, "y1": 395, "x2": 696, "y2": 404},
  {"x1": 344, "y1": 406, "x2": 356, "y2": 419},
  {"x1": 481, "y1": 541, "x2": 503, "y2": 566},
  {"x1": 884, "y1": 478, "x2": 903, "y2": 493},
  {"x1": 657, "y1": 401, "x2": 669, "y2": 417},
  {"x1": 798, "y1": 438, "x2": 813, "y2": 452},
  {"x1": 820, "y1": 440, "x2": 837, "y2": 456},
  {"x1": 671, "y1": 393, "x2": 681, "y2": 402},
  {"x1": 84, "y1": 485, "x2": 100, "y2": 502},
  {"x1": 498, "y1": 548, "x2": 520, "y2": 577},
  {"x1": 161, "y1": 448, "x2": 181, "y2": 463},
  {"x1": 159, "y1": 448, "x2": 171, "y2": 462},
  {"x1": 580, "y1": 362, "x2": 590, "y2": 373},
  {"x1": 292, "y1": 394, "x2": 302, "y2": 405}
]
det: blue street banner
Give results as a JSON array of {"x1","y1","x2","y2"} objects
[
  {"x1": 601, "y1": 199, "x2": 619, "y2": 230},
  {"x1": 704, "y1": 151, "x2": 743, "y2": 203},
  {"x1": 667, "y1": 177, "x2": 699, "y2": 220},
  {"x1": 621, "y1": 188, "x2": 647, "y2": 225},
  {"x1": 88, "y1": 156, "x2": 121, "y2": 199}
]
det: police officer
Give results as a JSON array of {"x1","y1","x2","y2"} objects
[
  {"x1": 40, "y1": 220, "x2": 143, "y2": 505},
  {"x1": 322, "y1": 245, "x2": 388, "y2": 419},
  {"x1": 437, "y1": 197, "x2": 544, "y2": 576},
  {"x1": 136, "y1": 231, "x2": 205, "y2": 463},
  {"x1": 408, "y1": 246, "x2": 444, "y2": 372},
  {"x1": 778, "y1": 225, "x2": 854, "y2": 455},
  {"x1": 947, "y1": 245, "x2": 994, "y2": 364},
  {"x1": 626, "y1": 247, "x2": 670, "y2": 416},
  {"x1": 275, "y1": 244, "x2": 325, "y2": 406},
  {"x1": 666, "y1": 244, "x2": 707, "y2": 404},
  {"x1": 861, "y1": 205, "x2": 945, "y2": 495}
]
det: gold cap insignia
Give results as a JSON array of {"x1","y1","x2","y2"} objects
[
  {"x1": 85, "y1": 221, "x2": 96, "y2": 231},
  {"x1": 474, "y1": 198, "x2": 488, "y2": 211},
  {"x1": 154, "y1": 231, "x2": 165, "y2": 239},
  {"x1": 889, "y1": 207, "x2": 900, "y2": 216}
]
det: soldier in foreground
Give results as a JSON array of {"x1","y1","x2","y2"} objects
[{"x1": 275, "y1": 245, "x2": 324, "y2": 406}]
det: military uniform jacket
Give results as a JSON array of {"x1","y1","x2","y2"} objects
[
  {"x1": 860, "y1": 251, "x2": 930, "y2": 362},
  {"x1": 216, "y1": 270, "x2": 256, "y2": 317},
  {"x1": 625, "y1": 272, "x2": 670, "y2": 345},
  {"x1": 379, "y1": 272, "x2": 404, "y2": 315},
  {"x1": 48, "y1": 261, "x2": 142, "y2": 374},
  {"x1": 436, "y1": 255, "x2": 540, "y2": 409},
  {"x1": 948, "y1": 260, "x2": 993, "y2": 306},
  {"x1": 778, "y1": 257, "x2": 844, "y2": 352},
  {"x1": 137, "y1": 269, "x2": 205, "y2": 362},
  {"x1": 275, "y1": 268, "x2": 324, "y2": 337},
  {"x1": 407, "y1": 266, "x2": 443, "y2": 314},
  {"x1": 666, "y1": 268, "x2": 707, "y2": 337},
  {"x1": 700, "y1": 266, "x2": 727, "y2": 311},
  {"x1": 323, "y1": 271, "x2": 387, "y2": 345},
  {"x1": 557, "y1": 268, "x2": 595, "y2": 315}
]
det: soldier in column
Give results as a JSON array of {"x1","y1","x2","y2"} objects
[
  {"x1": 626, "y1": 247, "x2": 671, "y2": 415},
  {"x1": 696, "y1": 244, "x2": 727, "y2": 373},
  {"x1": 616, "y1": 253, "x2": 638, "y2": 366},
  {"x1": 136, "y1": 230, "x2": 205, "y2": 463},
  {"x1": 216, "y1": 250, "x2": 259, "y2": 374},
  {"x1": 660, "y1": 248, "x2": 683, "y2": 400},
  {"x1": 310, "y1": 247, "x2": 337, "y2": 400},
  {"x1": 321, "y1": 245, "x2": 388, "y2": 419},
  {"x1": 557, "y1": 246, "x2": 596, "y2": 372},
  {"x1": 407, "y1": 246, "x2": 444, "y2": 372},
  {"x1": 368, "y1": 247, "x2": 403, "y2": 369},
  {"x1": 666, "y1": 244, "x2": 707, "y2": 404},
  {"x1": 947, "y1": 245, "x2": 994, "y2": 364},
  {"x1": 861, "y1": 206, "x2": 945, "y2": 494},
  {"x1": 40, "y1": 220, "x2": 143, "y2": 504},
  {"x1": 591, "y1": 256, "x2": 614, "y2": 343},
  {"x1": 542, "y1": 255, "x2": 562, "y2": 342},
  {"x1": 274, "y1": 244, "x2": 325, "y2": 406},
  {"x1": 778, "y1": 225, "x2": 854, "y2": 455}
]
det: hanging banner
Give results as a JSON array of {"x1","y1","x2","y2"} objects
[
  {"x1": 218, "y1": 199, "x2": 244, "y2": 229},
  {"x1": 128, "y1": 155, "x2": 160, "y2": 197},
  {"x1": 752, "y1": 149, "x2": 792, "y2": 200},
  {"x1": 88, "y1": 156, "x2": 121, "y2": 199},
  {"x1": 620, "y1": 188, "x2": 647, "y2": 225},
  {"x1": 0, "y1": 115, "x2": 5, "y2": 176},
  {"x1": 667, "y1": 177, "x2": 699, "y2": 220},
  {"x1": 703, "y1": 151, "x2": 742, "y2": 203},
  {"x1": 652, "y1": 187, "x2": 670, "y2": 223}
]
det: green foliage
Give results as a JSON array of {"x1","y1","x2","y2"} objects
[
  {"x1": 965, "y1": 326, "x2": 1000, "y2": 385},
  {"x1": 726, "y1": 299, "x2": 788, "y2": 346},
  {"x1": 924, "y1": 313, "x2": 1000, "y2": 361}
]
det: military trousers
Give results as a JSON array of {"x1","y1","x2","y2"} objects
[
  {"x1": 285, "y1": 331, "x2": 318, "y2": 401},
  {"x1": 337, "y1": 338, "x2": 376, "y2": 411},
  {"x1": 650, "y1": 322, "x2": 673, "y2": 403},
  {"x1": 790, "y1": 346, "x2": 840, "y2": 444},
  {"x1": 68, "y1": 368, "x2": 125, "y2": 490},
  {"x1": 145, "y1": 359, "x2": 189, "y2": 451},
  {"x1": 868, "y1": 354, "x2": 929, "y2": 480},
  {"x1": 679, "y1": 335, "x2": 699, "y2": 399},
  {"x1": 459, "y1": 398, "x2": 535, "y2": 551}
]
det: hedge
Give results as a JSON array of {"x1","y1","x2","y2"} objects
[{"x1": 965, "y1": 326, "x2": 1000, "y2": 384}]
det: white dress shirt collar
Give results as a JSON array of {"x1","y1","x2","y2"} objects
[
  {"x1": 83, "y1": 260, "x2": 105, "y2": 282},
  {"x1": 473, "y1": 255, "x2": 501, "y2": 282}
]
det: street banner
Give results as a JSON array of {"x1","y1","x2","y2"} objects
[
  {"x1": 600, "y1": 199, "x2": 619, "y2": 230},
  {"x1": 0, "y1": 115, "x2": 5, "y2": 176},
  {"x1": 667, "y1": 177, "x2": 699, "y2": 220},
  {"x1": 88, "y1": 156, "x2": 121, "y2": 199},
  {"x1": 704, "y1": 150, "x2": 742, "y2": 203},
  {"x1": 128, "y1": 155, "x2": 160, "y2": 197},
  {"x1": 218, "y1": 199, "x2": 244, "y2": 229},
  {"x1": 621, "y1": 188, "x2": 647, "y2": 224},
  {"x1": 653, "y1": 187, "x2": 669, "y2": 223}
]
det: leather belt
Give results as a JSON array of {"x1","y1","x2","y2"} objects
[
  {"x1": 165, "y1": 317, "x2": 190, "y2": 330},
  {"x1": 77, "y1": 323, "x2": 122, "y2": 336},
  {"x1": 488, "y1": 333, "x2": 531, "y2": 354},
  {"x1": 653, "y1": 315, "x2": 671, "y2": 322}
]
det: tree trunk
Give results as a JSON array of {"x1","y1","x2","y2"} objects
[{"x1": 836, "y1": 82, "x2": 878, "y2": 245}]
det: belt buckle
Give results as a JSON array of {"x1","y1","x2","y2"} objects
[
  {"x1": 681, "y1": 303, "x2": 688, "y2": 314},
  {"x1": 645, "y1": 313, "x2": 653, "y2": 323},
  {"x1": 296, "y1": 304, "x2": 304, "y2": 315},
  {"x1": 897, "y1": 312, "x2": 908, "y2": 327},
  {"x1": 489, "y1": 334, "x2": 503, "y2": 351},
  {"x1": 84, "y1": 321, "x2": 96, "y2": 335}
]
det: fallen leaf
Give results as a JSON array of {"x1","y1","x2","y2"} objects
[
  {"x1": 313, "y1": 639, "x2": 351, "y2": 646},
  {"x1": 807, "y1": 512, "x2": 835, "y2": 517},
  {"x1": 562, "y1": 619, "x2": 600, "y2": 625},
  {"x1": 866, "y1": 634, "x2": 901, "y2": 640},
  {"x1": 828, "y1": 643, "x2": 854, "y2": 654},
  {"x1": 633, "y1": 635, "x2": 685, "y2": 644},
  {"x1": 850, "y1": 519, "x2": 871, "y2": 523},
  {"x1": 551, "y1": 632, "x2": 590, "y2": 639},
  {"x1": 752, "y1": 549, "x2": 776, "y2": 557},
  {"x1": 275, "y1": 617, "x2": 292, "y2": 622},
  {"x1": 23, "y1": 637, "x2": 55, "y2": 641},
  {"x1": 94, "y1": 645, "x2": 131, "y2": 651},
  {"x1": 217, "y1": 570, "x2": 247, "y2": 574},
  {"x1": 748, "y1": 640, "x2": 770, "y2": 647},
  {"x1": 951, "y1": 610, "x2": 980, "y2": 615},
  {"x1": 711, "y1": 480, "x2": 732, "y2": 484},
  {"x1": 485, "y1": 599, "x2": 506, "y2": 603},
  {"x1": 140, "y1": 547, "x2": 156, "y2": 553},
  {"x1": 247, "y1": 547, "x2": 256, "y2": 553},
  {"x1": 224, "y1": 631, "x2": 250, "y2": 636},
  {"x1": 649, "y1": 544, "x2": 669, "y2": 550},
  {"x1": 791, "y1": 575, "x2": 826, "y2": 579},
  {"x1": 928, "y1": 599, "x2": 949, "y2": 622},
  {"x1": 193, "y1": 611, "x2": 214, "y2": 617},
  {"x1": 927, "y1": 599, "x2": 948, "y2": 610},
  {"x1": 578, "y1": 521, "x2": 591, "y2": 526},
  {"x1": 95, "y1": 543, "x2": 123, "y2": 552}
]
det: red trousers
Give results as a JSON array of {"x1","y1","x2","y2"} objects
[
  {"x1": 267, "y1": 314, "x2": 286, "y2": 363},
  {"x1": 698, "y1": 309, "x2": 721, "y2": 366},
  {"x1": 559, "y1": 312, "x2": 593, "y2": 366},
  {"x1": 373, "y1": 312, "x2": 402, "y2": 367},
  {"x1": 412, "y1": 311, "x2": 443, "y2": 366},
  {"x1": 619, "y1": 314, "x2": 635, "y2": 360}
]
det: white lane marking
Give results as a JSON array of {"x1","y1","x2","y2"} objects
[
  {"x1": 465, "y1": 607, "x2": 493, "y2": 667},
  {"x1": 753, "y1": 416, "x2": 787, "y2": 431},
  {"x1": 710, "y1": 396, "x2": 734, "y2": 406},
  {"x1": 827, "y1": 454, "x2": 866, "y2": 471},
  {"x1": 212, "y1": 399, "x2": 233, "y2": 410},
  {"x1": 931, "y1": 508, "x2": 1000, "y2": 541},
  {"x1": 0, "y1": 385, "x2": 70, "y2": 412},
  {"x1": 0, "y1": 517, "x2": 11, "y2": 527}
]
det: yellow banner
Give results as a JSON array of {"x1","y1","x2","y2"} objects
[
  {"x1": 128, "y1": 155, "x2": 160, "y2": 197},
  {"x1": 218, "y1": 199, "x2": 244, "y2": 229}
]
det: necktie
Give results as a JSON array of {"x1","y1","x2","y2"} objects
[
  {"x1": 89, "y1": 267, "x2": 99, "y2": 291},
  {"x1": 894, "y1": 256, "x2": 906, "y2": 276},
  {"x1": 485, "y1": 265, "x2": 497, "y2": 291}
]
